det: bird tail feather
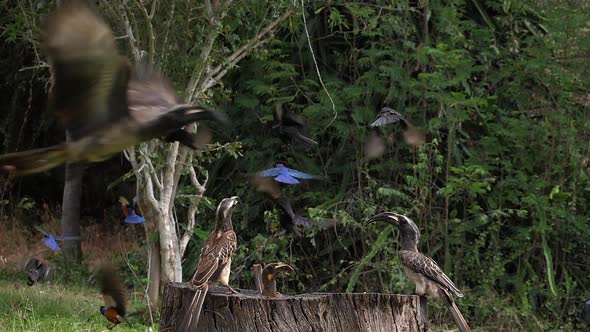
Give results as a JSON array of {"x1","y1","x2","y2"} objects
[
  {"x1": 168, "y1": 105, "x2": 229, "y2": 126},
  {"x1": 0, "y1": 144, "x2": 69, "y2": 175},
  {"x1": 180, "y1": 285, "x2": 208, "y2": 332},
  {"x1": 293, "y1": 132, "x2": 317, "y2": 148},
  {"x1": 439, "y1": 288, "x2": 471, "y2": 332}
]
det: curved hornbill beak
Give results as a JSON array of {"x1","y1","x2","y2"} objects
[
  {"x1": 367, "y1": 211, "x2": 401, "y2": 226},
  {"x1": 264, "y1": 262, "x2": 295, "y2": 278}
]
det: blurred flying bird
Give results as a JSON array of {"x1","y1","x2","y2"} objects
[
  {"x1": 252, "y1": 262, "x2": 294, "y2": 298},
  {"x1": 23, "y1": 256, "x2": 50, "y2": 286},
  {"x1": 34, "y1": 225, "x2": 79, "y2": 251},
  {"x1": 369, "y1": 107, "x2": 425, "y2": 148},
  {"x1": 98, "y1": 264, "x2": 131, "y2": 329},
  {"x1": 275, "y1": 196, "x2": 315, "y2": 237},
  {"x1": 364, "y1": 131, "x2": 386, "y2": 161},
  {"x1": 368, "y1": 212, "x2": 471, "y2": 332},
  {"x1": 257, "y1": 163, "x2": 320, "y2": 185},
  {"x1": 119, "y1": 196, "x2": 145, "y2": 224},
  {"x1": 0, "y1": 0, "x2": 227, "y2": 175},
  {"x1": 180, "y1": 196, "x2": 240, "y2": 332},
  {"x1": 271, "y1": 103, "x2": 317, "y2": 148}
]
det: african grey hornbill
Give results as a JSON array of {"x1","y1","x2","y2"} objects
[
  {"x1": 368, "y1": 212, "x2": 471, "y2": 332},
  {"x1": 252, "y1": 262, "x2": 295, "y2": 298},
  {"x1": 271, "y1": 103, "x2": 317, "y2": 148},
  {"x1": 0, "y1": 0, "x2": 227, "y2": 175},
  {"x1": 23, "y1": 256, "x2": 50, "y2": 286},
  {"x1": 180, "y1": 196, "x2": 240, "y2": 332}
]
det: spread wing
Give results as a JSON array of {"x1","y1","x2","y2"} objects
[
  {"x1": 127, "y1": 65, "x2": 182, "y2": 126},
  {"x1": 258, "y1": 167, "x2": 282, "y2": 177},
  {"x1": 98, "y1": 265, "x2": 128, "y2": 314},
  {"x1": 399, "y1": 251, "x2": 464, "y2": 298},
  {"x1": 370, "y1": 108, "x2": 407, "y2": 128},
  {"x1": 286, "y1": 168, "x2": 320, "y2": 180},
  {"x1": 192, "y1": 230, "x2": 237, "y2": 287},
  {"x1": 45, "y1": 0, "x2": 130, "y2": 140}
]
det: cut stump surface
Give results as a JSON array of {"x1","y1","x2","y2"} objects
[{"x1": 160, "y1": 282, "x2": 428, "y2": 332}]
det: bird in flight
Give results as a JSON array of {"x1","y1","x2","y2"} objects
[
  {"x1": 119, "y1": 196, "x2": 145, "y2": 224},
  {"x1": 23, "y1": 256, "x2": 50, "y2": 286},
  {"x1": 34, "y1": 226, "x2": 79, "y2": 252},
  {"x1": 257, "y1": 163, "x2": 320, "y2": 185},
  {"x1": 271, "y1": 103, "x2": 317, "y2": 149},
  {"x1": 368, "y1": 107, "x2": 425, "y2": 150},
  {"x1": 0, "y1": 0, "x2": 227, "y2": 175},
  {"x1": 368, "y1": 212, "x2": 471, "y2": 332},
  {"x1": 98, "y1": 264, "x2": 131, "y2": 329}
]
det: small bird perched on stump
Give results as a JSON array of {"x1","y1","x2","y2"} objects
[
  {"x1": 23, "y1": 256, "x2": 50, "y2": 286},
  {"x1": 180, "y1": 196, "x2": 240, "y2": 332},
  {"x1": 368, "y1": 212, "x2": 471, "y2": 332},
  {"x1": 98, "y1": 264, "x2": 131, "y2": 330},
  {"x1": 252, "y1": 262, "x2": 295, "y2": 298}
]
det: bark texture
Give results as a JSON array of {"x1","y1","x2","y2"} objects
[{"x1": 160, "y1": 283, "x2": 428, "y2": 332}]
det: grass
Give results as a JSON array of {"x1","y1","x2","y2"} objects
[{"x1": 0, "y1": 278, "x2": 156, "y2": 332}]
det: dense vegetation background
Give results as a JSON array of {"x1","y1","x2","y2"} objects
[{"x1": 1, "y1": 0, "x2": 589, "y2": 330}]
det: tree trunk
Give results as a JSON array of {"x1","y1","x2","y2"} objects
[
  {"x1": 61, "y1": 132, "x2": 84, "y2": 264},
  {"x1": 159, "y1": 283, "x2": 428, "y2": 332}
]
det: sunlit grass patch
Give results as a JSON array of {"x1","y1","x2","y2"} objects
[{"x1": 0, "y1": 280, "x2": 154, "y2": 332}]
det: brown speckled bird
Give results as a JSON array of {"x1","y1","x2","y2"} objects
[
  {"x1": 252, "y1": 262, "x2": 294, "y2": 298},
  {"x1": 180, "y1": 196, "x2": 240, "y2": 332},
  {"x1": 0, "y1": 0, "x2": 226, "y2": 175},
  {"x1": 368, "y1": 212, "x2": 471, "y2": 332},
  {"x1": 98, "y1": 265, "x2": 130, "y2": 330}
]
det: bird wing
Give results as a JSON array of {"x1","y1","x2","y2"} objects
[
  {"x1": 281, "y1": 110, "x2": 306, "y2": 127},
  {"x1": 370, "y1": 108, "x2": 407, "y2": 128},
  {"x1": 99, "y1": 265, "x2": 128, "y2": 314},
  {"x1": 45, "y1": 1, "x2": 130, "y2": 140},
  {"x1": 192, "y1": 230, "x2": 237, "y2": 287},
  {"x1": 257, "y1": 167, "x2": 282, "y2": 177},
  {"x1": 274, "y1": 174, "x2": 300, "y2": 184},
  {"x1": 286, "y1": 168, "x2": 319, "y2": 180},
  {"x1": 43, "y1": 236, "x2": 61, "y2": 251},
  {"x1": 399, "y1": 251, "x2": 464, "y2": 298},
  {"x1": 127, "y1": 65, "x2": 182, "y2": 126},
  {"x1": 124, "y1": 210, "x2": 145, "y2": 224}
]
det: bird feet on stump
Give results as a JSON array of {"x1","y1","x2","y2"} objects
[{"x1": 225, "y1": 285, "x2": 239, "y2": 295}]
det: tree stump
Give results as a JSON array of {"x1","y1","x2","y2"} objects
[{"x1": 159, "y1": 283, "x2": 428, "y2": 332}]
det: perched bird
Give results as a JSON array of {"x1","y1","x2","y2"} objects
[
  {"x1": 369, "y1": 107, "x2": 425, "y2": 147},
  {"x1": 180, "y1": 196, "x2": 240, "y2": 332},
  {"x1": 0, "y1": 0, "x2": 227, "y2": 176},
  {"x1": 271, "y1": 103, "x2": 317, "y2": 148},
  {"x1": 368, "y1": 212, "x2": 471, "y2": 332},
  {"x1": 98, "y1": 264, "x2": 131, "y2": 329},
  {"x1": 257, "y1": 163, "x2": 320, "y2": 185},
  {"x1": 34, "y1": 225, "x2": 79, "y2": 251},
  {"x1": 252, "y1": 262, "x2": 294, "y2": 298},
  {"x1": 23, "y1": 256, "x2": 50, "y2": 286},
  {"x1": 119, "y1": 196, "x2": 145, "y2": 224}
]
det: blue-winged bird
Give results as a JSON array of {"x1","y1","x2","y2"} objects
[
  {"x1": 0, "y1": 0, "x2": 227, "y2": 175},
  {"x1": 34, "y1": 225, "x2": 79, "y2": 251},
  {"x1": 119, "y1": 196, "x2": 145, "y2": 224},
  {"x1": 257, "y1": 163, "x2": 320, "y2": 185},
  {"x1": 271, "y1": 103, "x2": 317, "y2": 148},
  {"x1": 368, "y1": 212, "x2": 471, "y2": 332},
  {"x1": 24, "y1": 256, "x2": 50, "y2": 286},
  {"x1": 180, "y1": 196, "x2": 240, "y2": 332},
  {"x1": 98, "y1": 264, "x2": 131, "y2": 330}
]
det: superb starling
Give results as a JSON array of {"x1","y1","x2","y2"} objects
[
  {"x1": 0, "y1": 0, "x2": 227, "y2": 175},
  {"x1": 119, "y1": 196, "x2": 145, "y2": 224},
  {"x1": 98, "y1": 264, "x2": 131, "y2": 329},
  {"x1": 180, "y1": 196, "x2": 240, "y2": 332},
  {"x1": 368, "y1": 212, "x2": 471, "y2": 332},
  {"x1": 257, "y1": 163, "x2": 320, "y2": 185}
]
